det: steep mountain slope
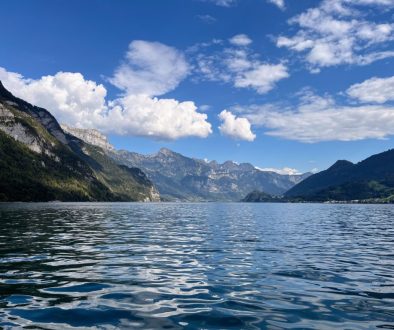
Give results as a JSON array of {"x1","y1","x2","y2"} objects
[
  {"x1": 111, "y1": 148, "x2": 311, "y2": 201},
  {"x1": 0, "y1": 129, "x2": 113, "y2": 202},
  {"x1": 0, "y1": 81, "x2": 159, "y2": 202},
  {"x1": 285, "y1": 160, "x2": 355, "y2": 197},
  {"x1": 80, "y1": 144, "x2": 160, "y2": 202},
  {"x1": 286, "y1": 149, "x2": 394, "y2": 201}
]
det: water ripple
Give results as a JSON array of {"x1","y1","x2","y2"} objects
[{"x1": 0, "y1": 202, "x2": 393, "y2": 329}]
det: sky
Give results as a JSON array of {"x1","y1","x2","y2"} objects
[{"x1": 1, "y1": 0, "x2": 394, "y2": 174}]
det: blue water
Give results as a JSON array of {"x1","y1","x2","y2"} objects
[{"x1": 0, "y1": 203, "x2": 393, "y2": 329}]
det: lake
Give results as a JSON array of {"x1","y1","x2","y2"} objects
[{"x1": 0, "y1": 202, "x2": 393, "y2": 329}]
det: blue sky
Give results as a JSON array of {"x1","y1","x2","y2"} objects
[{"x1": 1, "y1": 0, "x2": 394, "y2": 174}]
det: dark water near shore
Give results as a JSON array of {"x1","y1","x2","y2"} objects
[{"x1": 0, "y1": 203, "x2": 393, "y2": 329}]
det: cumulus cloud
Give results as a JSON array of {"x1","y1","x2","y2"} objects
[
  {"x1": 194, "y1": 42, "x2": 289, "y2": 94},
  {"x1": 276, "y1": 0, "x2": 394, "y2": 69},
  {"x1": 0, "y1": 65, "x2": 212, "y2": 140},
  {"x1": 218, "y1": 110, "x2": 256, "y2": 141},
  {"x1": 109, "y1": 40, "x2": 190, "y2": 96},
  {"x1": 348, "y1": 0, "x2": 394, "y2": 6},
  {"x1": 105, "y1": 95, "x2": 212, "y2": 139},
  {"x1": 347, "y1": 76, "x2": 394, "y2": 103},
  {"x1": 267, "y1": 0, "x2": 285, "y2": 10},
  {"x1": 236, "y1": 92, "x2": 394, "y2": 142},
  {"x1": 229, "y1": 34, "x2": 252, "y2": 46},
  {"x1": 0, "y1": 68, "x2": 107, "y2": 128},
  {"x1": 234, "y1": 63, "x2": 289, "y2": 94}
]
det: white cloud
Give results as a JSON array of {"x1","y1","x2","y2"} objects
[
  {"x1": 256, "y1": 166, "x2": 301, "y2": 175},
  {"x1": 197, "y1": 14, "x2": 217, "y2": 24},
  {"x1": 105, "y1": 95, "x2": 212, "y2": 139},
  {"x1": 194, "y1": 44, "x2": 289, "y2": 94},
  {"x1": 234, "y1": 63, "x2": 289, "y2": 94},
  {"x1": 229, "y1": 34, "x2": 252, "y2": 46},
  {"x1": 199, "y1": 104, "x2": 212, "y2": 111},
  {"x1": 0, "y1": 68, "x2": 107, "y2": 128},
  {"x1": 348, "y1": 0, "x2": 394, "y2": 6},
  {"x1": 236, "y1": 92, "x2": 394, "y2": 142},
  {"x1": 109, "y1": 40, "x2": 190, "y2": 96},
  {"x1": 347, "y1": 76, "x2": 394, "y2": 103},
  {"x1": 224, "y1": 48, "x2": 252, "y2": 72},
  {"x1": 0, "y1": 66, "x2": 212, "y2": 140},
  {"x1": 218, "y1": 110, "x2": 256, "y2": 141},
  {"x1": 276, "y1": 0, "x2": 394, "y2": 69},
  {"x1": 267, "y1": 0, "x2": 285, "y2": 10},
  {"x1": 207, "y1": 0, "x2": 237, "y2": 6}
]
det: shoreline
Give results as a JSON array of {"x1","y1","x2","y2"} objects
[{"x1": 0, "y1": 200, "x2": 393, "y2": 205}]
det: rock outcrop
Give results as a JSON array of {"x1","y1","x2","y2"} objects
[{"x1": 61, "y1": 124, "x2": 114, "y2": 152}]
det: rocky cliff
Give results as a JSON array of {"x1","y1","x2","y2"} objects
[{"x1": 61, "y1": 124, "x2": 114, "y2": 152}]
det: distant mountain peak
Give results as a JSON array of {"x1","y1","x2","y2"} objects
[
  {"x1": 112, "y1": 146, "x2": 310, "y2": 201},
  {"x1": 285, "y1": 150, "x2": 394, "y2": 201},
  {"x1": 158, "y1": 147, "x2": 173, "y2": 154},
  {"x1": 329, "y1": 160, "x2": 354, "y2": 170},
  {"x1": 157, "y1": 147, "x2": 180, "y2": 157}
]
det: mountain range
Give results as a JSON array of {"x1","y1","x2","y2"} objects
[
  {"x1": 109, "y1": 148, "x2": 311, "y2": 201},
  {"x1": 3, "y1": 79, "x2": 393, "y2": 203},
  {"x1": 285, "y1": 150, "x2": 394, "y2": 202},
  {"x1": 241, "y1": 149, "x2": 394, "y2": 203},
  {"x1": 60, "y1": 122, "x2": 311, "y2": 201}
]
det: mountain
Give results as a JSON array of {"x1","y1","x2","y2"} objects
[
  {"x1": 79, "y1": 143, "x2": 160, "y2": 202},
  {"x1": 0, "y1": 81, "x2": 159, "y2": 202},
  {"x1": 241, "y1": 190, "x2": 279, "y2": 202},
  {"x1": 61, "y1": 124, "x2": 115, "y2": 152},
  {"x1": 286, "y1": 150, "x2": 394, "y2": 202},
  {"x1": 110, "y1": 148, "x2": 311, "y2": 201}
]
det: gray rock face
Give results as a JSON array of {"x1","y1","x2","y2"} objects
[
  {"x1": 61, "y1": 125, "x2": 114, "y2": 151},
  {"x1": 147, "y1": 186, "x2": 161, "y2": 202},
  {"x1": 0, "y1": 103, "x2": 44, "y2": 153},
  {"x1": 0, "y1": 81, "x2": 68, "y2": 145},
  {"x1": 111, "y1": 147, "x2": 312, "y2": 201}
]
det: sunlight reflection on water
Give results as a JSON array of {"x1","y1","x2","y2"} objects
[{"x1": 0, "y1": 202, "x2": 393, "y2": 329}]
